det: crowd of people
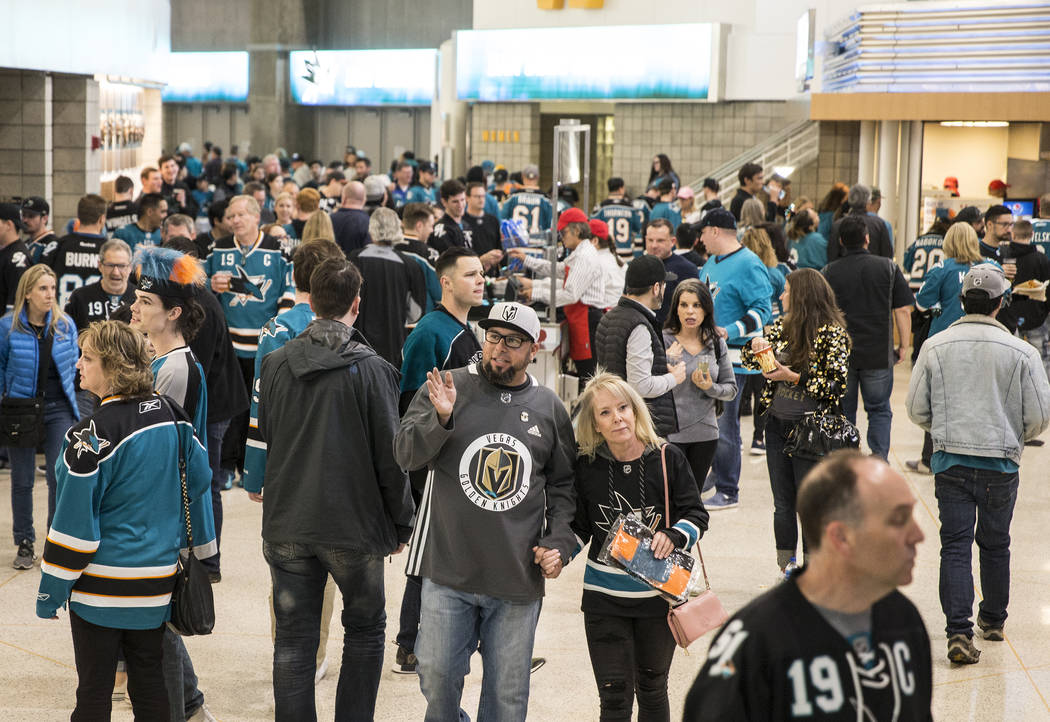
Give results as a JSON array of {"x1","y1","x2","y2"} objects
[{"x1": 1, "y1": 139, "x2": 1049, "y2": 721}]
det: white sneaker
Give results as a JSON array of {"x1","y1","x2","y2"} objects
[
  {"x1": 315, "y1": 656, "x2": 329, "y2": 684},
  {"x1": 187, "y1": 703, "x2": 217, "y2": 722}
]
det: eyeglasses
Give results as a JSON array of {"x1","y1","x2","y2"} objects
[
  {"x1": 992, "y1": 220, "x2": 1014, "y2": 227},
  {"x1": 484, "y1": 330, "x2": 528, "y2": 349},
  {"x1": 101, "y1": 263, "x2": 130, "y2": 271}
]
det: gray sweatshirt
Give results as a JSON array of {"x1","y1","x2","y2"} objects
[
  {"x1": 394, "y1": 363, "x2": 577, "y2": 602},
  {"x1": 662, "y1": 332, "x2": 738, "y2": 443}
]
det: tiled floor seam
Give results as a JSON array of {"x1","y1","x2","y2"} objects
[{"x1": 0, "y1": 638, "x2": 74, "y2": 670}]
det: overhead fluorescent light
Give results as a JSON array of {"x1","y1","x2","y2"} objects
[
  {"x1": 773, "y1": 166, "x2": 795, "y2": 178},
  {"x1": 939, "y1": 121, "x2": 1009, "y2": 128}
]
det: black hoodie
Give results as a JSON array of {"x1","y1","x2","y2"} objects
[{"x1": 257, "y1": 318, "x2": 414, "y2": 551}]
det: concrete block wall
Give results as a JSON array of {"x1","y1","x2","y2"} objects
[
  {"x1": 52, "y1": 74, "x2": 101, "y2": 227},
  {"x1": 793, "y1": 121, "x2": 861, "y2": 208},
  {"x1": 468, "y1": 104, "x2": 541, "y2": 175},
  {"x1": 612, "y1": 101, "x2": 809, "y2": 195},
  {"x1": 0, "y1": 70, "x2": 51, "y2": 204}
]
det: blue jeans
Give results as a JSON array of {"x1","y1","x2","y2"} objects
[
  {"x1": 1023, "y1": 321, "x2": 1050, "y2": 381},
  {"x1": 162, "y1": 627, "x2": 205, "y2": 722},
  {"x1": 842, "y1": 367, "x2": 894, "y2": 460},
  {"x1": 264, "y1": 541, "x2": 386, "y2": 722},
  {"x1": 417, "y1": 578, "x2": 541, "y2": 722},
  {"x1": 934, "y1": 466, "x2": 1018, "y2": 637},
  {"x1": 709, "y1": 373, "x2": 745, "y2": 500},
  {"x1": 202, "y1": 418, "x2": 229, "y2": 575},
  {"x1": 10, "y1": 399, "x2": 76, "y2": 545}
]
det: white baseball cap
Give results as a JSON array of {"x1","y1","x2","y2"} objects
[{"x1": 478, "y1": 302, "x2": 541, "y2": 342}]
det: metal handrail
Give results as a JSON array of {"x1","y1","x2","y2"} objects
[{"x1": 685, "y1": 119, "x2": 821, "y2": 203}]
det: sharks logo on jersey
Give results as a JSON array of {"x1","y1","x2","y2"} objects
[
  {"x1": 72, "y1": 420, "x2": 111, "y2": 459},
  {"x1": 228, "y1": 265, "x2": 272, "y2": 306}
]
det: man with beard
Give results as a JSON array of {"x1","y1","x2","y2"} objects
[{"x1": 394, "y1": 302, "x2": 576, "y2": 722}]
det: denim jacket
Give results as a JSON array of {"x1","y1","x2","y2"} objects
[{"x1": 906, "y1": 314, "x2": 1050, "y2": 464}]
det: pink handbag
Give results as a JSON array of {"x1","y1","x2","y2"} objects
[{"x1": 658, "y1": 444, "x2": 730, "y2": 648}]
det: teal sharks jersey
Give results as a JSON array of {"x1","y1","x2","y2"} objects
[{"x1": 204, "y1": 233, "x2": 295, "y2": 358}]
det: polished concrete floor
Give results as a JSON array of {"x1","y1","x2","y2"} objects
[{"x1": 2, "y1": 364, "x2": 1050, "y2": 721}]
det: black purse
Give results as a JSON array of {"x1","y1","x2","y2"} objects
[
  {"x1": 0, "y1": 396, "x2": 45, "y2": 447},
  {"x1": 0, "y1": 328, "x2": 53, "y2": 448},
  {"x1": 162, "y1": 398, "x2": 215, "y2": 636},
  {"x1": 783, "y1": 404, "x2": 861, "y2": 461}
]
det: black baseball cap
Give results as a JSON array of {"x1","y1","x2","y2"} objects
[
  {"x1": 954, "y1": 206, "x2": 982, "y2": 224},
  {"x1": 418, "y1": 161, "x2": 437, "y2": 174},
  {"x1": 0, "y1": 203, "x2": 24, "y2": 230},
  {"x1": 625, "y1": 255, "x2": 676, "y2": 288},
  {"x1": 697, "y1": 207, "x2": 737, "y2": 231},
  {"x1": 21, "y1": 196, "x2": 49, "y2": 216}
]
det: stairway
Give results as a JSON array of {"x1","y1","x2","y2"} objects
[{"x1": 686, "y1": 119, "x2": 820, "y2": 203}]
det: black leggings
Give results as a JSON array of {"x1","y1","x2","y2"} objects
[
  {"x1": 584, "y1": 613, "x2": 676, "y2": 722},
  {"x1": 69, "y1": 610, "x2": 169, "y2": 721},
  {"x1": 673, "y1": 440, "x2": 718, "y2": 497}
]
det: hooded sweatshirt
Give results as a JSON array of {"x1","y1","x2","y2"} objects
[{"x1": 257, "y1": 318, "x2": 414, "y2": 552}]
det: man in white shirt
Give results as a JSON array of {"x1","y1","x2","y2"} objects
[{"x1": 510, "y1": 208, "x2": 606, "y2": 385}]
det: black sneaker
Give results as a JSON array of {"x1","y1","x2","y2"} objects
[
  {"x1": 947, "y1": 634, "x2": 981, "y2": 664},
  {"x1": 977, "y1": 616, "x2": 1004, "y2": 641},
  {"x1": 392, "y1": 645, "x2": 418, "y2": 674},
  {"x1": 13, "y1": 541, "x2": 34, "y2": 570},
  {"x1": 530, "y1": 657, "x2": 546, "y2": 674}
]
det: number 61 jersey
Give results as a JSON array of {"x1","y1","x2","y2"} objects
[{"x1": 684, "y1": 578, "x2": 932, "y2": 721}]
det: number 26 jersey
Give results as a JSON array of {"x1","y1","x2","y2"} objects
[{"x1": 684, "y1": 578, "x2": 932, "y2": 721}]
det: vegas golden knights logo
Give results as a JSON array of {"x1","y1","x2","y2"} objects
[
  {"x1": 475, "y1": 446, "x2": 521, "y2": 501},
  {"x1": 459, "y1": 433, "x2": 533, "y2": 511}
]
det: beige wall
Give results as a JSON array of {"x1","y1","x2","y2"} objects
[
  {"x1": 921, "y1": 124, "x2": 1008, "y2": 198},
  {"x1": 793, "y1": 121, "x2": 860, "y2": 208},
  {"x1": 468, "y1": 104, "x2": 541, "y2": 177},
  {"x1": 611, "y1": 101, "x2": 808, "y2": 195},
  {"x1": 0, "y1": 70, "x2": 51, "y2": 204}
]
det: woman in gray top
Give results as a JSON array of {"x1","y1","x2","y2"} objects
[{"x1": 662, "y1": 279, "x2": 738, "y2": 496}]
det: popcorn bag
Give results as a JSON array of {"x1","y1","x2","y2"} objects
[{"x1": 597, "y1": 513, "x2": 703, "y2": 605}]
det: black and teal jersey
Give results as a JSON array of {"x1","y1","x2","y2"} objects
[
  {"x1": 152, "y1": 346, "x2": 208, "y2": 446},
  {"x1": 42, "y1": 231, "x2": 107, "y2": 310},
  {"x1": 1032, "y1": 219, "x2": 1050, "y2": 256},
  {"x1": 37, "y1": 393, "x2": 214, "y2": 630},
  {"x1": 406, "y1": 184, "x2": 438, "y2": 205},
  {"x1": 113, "y1": 223, "x2": 160, "y2": 252},
  {"x1": 500, "y1": 191, "x2": 553, "y2": 237},
  {"x1": 204, "y1": 233, "x2": 295, "y2": 358},
  {"x1": 650, "y1": 201, "x2": 682, "y2": 229},
  {"x1": 243, "y1": 302, "x2": 314, "y2": 494},
  {"x1": 593, "y1": 202, "x2": 644, "y2": 260},
  {"x1": 399, "y1": 305, "x2": 482, "y2": 403},
  {"x1": 902, "y1": 233, "x2": 945, "y2": 292}
]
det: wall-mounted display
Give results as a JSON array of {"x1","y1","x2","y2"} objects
[
  {"x1": 289, "y1": 50, "x2": 437, "y2": 106},
  {"x1": 161, "y1": 52, "x2": 249, "y2": 103},
  {"x1": 456, "y1": 24, "x2": 715, "y2": 101},
  {"x1": 99, "y1": 80, "x2": 146, "y2": 175}
]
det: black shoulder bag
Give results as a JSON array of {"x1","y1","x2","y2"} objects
[
  {"x1": 0, "y1": 326, "x2": 53, "y2": 448},
  {"x1": 783, "y1": 401, "x2": 860, "y2": 461},
  {"x1": 162, "y1": 398, "x2": 215, "y2": 636}
]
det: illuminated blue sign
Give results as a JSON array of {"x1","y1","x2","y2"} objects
[
  {"x1": 161, "y1": 52, "x2": 249, "y2": 103},
  {"x1": 289, "y1": 50, "x2": 437, "y2": 106},
  {"x1": 456, "y1": 24, "x2": 714, "y2": 101}
]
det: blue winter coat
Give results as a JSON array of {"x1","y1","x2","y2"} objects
[{"x1": 0, "y1": 309, "x2": 80, "y2": 420}]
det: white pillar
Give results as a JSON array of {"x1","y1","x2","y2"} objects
[
  {"x1": 433, "y1": 38, "x2": 467, "y2": 179},
  {"x1": 905, "y1": 121, "x2": 923, "y2": 245},
  {"x1": 895, "y1": 124, "x2": 910, "y2": 258},
  {"x1": 877, "y1": 120, "x2": 900, "y2": 254},
  {"x1": 858, "y1": 120, "x2": 876, "y2": 186}
]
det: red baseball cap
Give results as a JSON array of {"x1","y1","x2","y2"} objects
[
  {"x1": 943, "y1": 176, "x2": 959, "y2": 191},
  {"x1": 988, "y1": 179, "x2": 1010, "y2": 193},
  {"x1": 556, "y1": 207, "x2": 589, "y2": 232},
  {"x1": 588, "y1": 219, "x2": 609, "y2": 240}
]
